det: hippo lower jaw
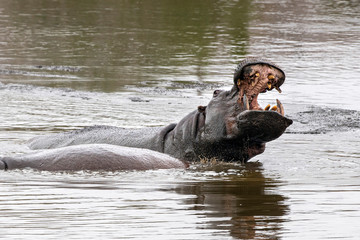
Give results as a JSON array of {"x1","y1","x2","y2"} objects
[
  {"x1": 236, "y1": 110, "x2": 293, "y2": 143},
  {"x1": 236, "y1": 110, "x2": 292, "y2": 162}
]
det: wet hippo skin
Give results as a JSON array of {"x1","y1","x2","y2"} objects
[{"x1": 0, "y1": 144, "x2": 187, "y2": 171}]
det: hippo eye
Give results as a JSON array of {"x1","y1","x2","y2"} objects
[{"x1": 213, "y1": 90, "x2": 221, "y2": 97}]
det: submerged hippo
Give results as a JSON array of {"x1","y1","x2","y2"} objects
[
  {"x1": 0, "y1": 144, "x2": 187, "y2": 171},
  {"x1": 27, "y1": 57, "x2": 292, "y2": 165}
]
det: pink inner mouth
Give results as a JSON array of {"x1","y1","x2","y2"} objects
[
  {"x1": 249, "y1": 94, "x2": 262, "y2": 110},
  {"x1": 236, "y1": 64, "x2": 285, "y2": 115}
]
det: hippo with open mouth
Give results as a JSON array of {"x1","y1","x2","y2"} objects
[
  {"x1": 192, "y1": 57, "x2": 292, "y2": 162},
  {"x1": 24, "y1": 57, "x2": 292, "y2": 166},
  {"x1": 1, "y1": 58, "x2": 292, "y2": 171}
]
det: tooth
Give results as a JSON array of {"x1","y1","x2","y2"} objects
[
  {"x1": 237, "y1": 79, "x2": 241, "y2": 87},
  {"x1": 251, "y1": 81, "x2": 256, "y2": 87},
  {"x1": 267, "y1": 82, "x2": 272, "y2": 89},
  {"x1": 239, "y1": 88, "x2": 244, "y2": 100},
  {"x1": 275, "y1": 87, "x2": 282, "y2": 93},
  {"x1": 243, "y1": 94, "x2": 250, "y2": 110},
  {"x1": 255, "y1": 73, "x2": 260, "y2": 77},
  {"x1": 264, "y1": 104, "x2": 271, "y2": 111},
  {"x1": 276, "y1": 99, "x2": 284, "y2": 116},
  {"x1": 268, "y1": 74, "x2": 275, "y2": 80},
  {"x1": 270, "y1": 106, "x2": 278, "y2": 111}
]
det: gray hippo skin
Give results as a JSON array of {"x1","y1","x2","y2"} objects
[
  {"x1": 0, "y1": 144, "x2": 187, "y2": 171},
  {"x1": 28, "y1": 57, "x2": 293, "y2": 163}
]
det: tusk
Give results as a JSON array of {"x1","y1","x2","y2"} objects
[
  {"x1": 239, "y1": 88, "x2": 244, "y2": 101},
  {"x1": 243, "y1": 94, "x2": 250, "y2": 110},
  {"x1": 276, "y1": 99, "x2": 284, "y2": 116},
  {"x1": 264, "y1": 104, "x2": 271, "y2": 111},
  {"x1": 267, "y1": 82, "x2": 272, "y2": 89},
  {"x1": 270, "y1": 105, "x2": 278, "y2": 111},
  {"x1": 275, "y1": 86, "x2": 282, "y2": 93}
]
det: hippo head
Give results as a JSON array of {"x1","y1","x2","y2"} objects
[{"x1": 194, "y1": 57, "x2": 292, "y2": 163}]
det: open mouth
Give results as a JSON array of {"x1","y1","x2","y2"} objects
[{"x1": 234, "y1": 58, "x2": 286, "y2": 116}]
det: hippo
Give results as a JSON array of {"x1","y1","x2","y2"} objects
[
  {"x1": 28, "y1": 57, "x2": 292, "y2": 164},
  {"x1": 0, "y1": 144, "x2": 187, "y2": 171}
]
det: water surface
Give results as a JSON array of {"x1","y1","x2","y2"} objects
[{"x1": 0, "y1": 0, "x2": 359, "y2": 239}]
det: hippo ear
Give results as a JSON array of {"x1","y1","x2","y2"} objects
[{"x1": 198, "y1": 106, "x2": 206, "y2": 113}]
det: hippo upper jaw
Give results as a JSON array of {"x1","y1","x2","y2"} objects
[{"x1": 233, "y1": 57, "x2": 286, "y2": 113}]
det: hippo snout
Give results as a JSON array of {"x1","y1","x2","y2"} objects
[{"x1": 236, "y1": 110, "x2": 292, "y2": 143}]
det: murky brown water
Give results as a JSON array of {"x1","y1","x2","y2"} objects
[{"x1": 0, "y1": 0, "x2": 359, "y2": 239}]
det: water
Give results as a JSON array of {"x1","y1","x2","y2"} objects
[{"x1": 0, "y1": 0, "x2": 359, "y2": 239}]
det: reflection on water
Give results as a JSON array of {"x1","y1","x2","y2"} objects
[
  {"x1": 178, "y1": 163, "x2": 288, "y2": 239},
  {"x1": 0, "y1": 0, "x2": 360, "y2": 239},
  {"x1": 0, "y1": 164, "x2": 288, "y2": 240}
]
